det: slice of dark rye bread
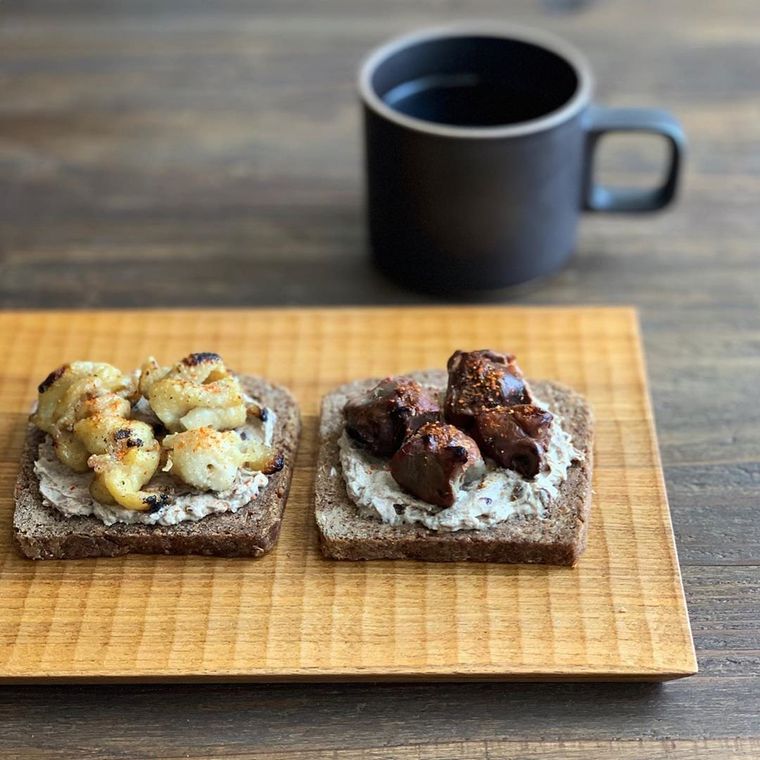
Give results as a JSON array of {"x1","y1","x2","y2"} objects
[
  {"x1": 13, "y1": 376, "x2": 301, "y2": 560},
  {"x1": 315, "y1": 370, "x2": 594, "y2": 566}
]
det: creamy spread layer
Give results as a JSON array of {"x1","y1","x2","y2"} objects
[
  {"x1": 338, "y1": 398, "x2": 581, "y2": 532},
  {"x1": 35, "y1": 409, "x2": 276, "y2": 527}
]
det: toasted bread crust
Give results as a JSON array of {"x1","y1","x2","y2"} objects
[
  {"x1": 14, "y1": 376, "x2": 301, "y2": 560},
  {"x1": 315, "y1": 371, "x2": 593, "y2": 565}
]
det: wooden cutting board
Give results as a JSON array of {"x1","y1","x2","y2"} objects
[{"x1": 0, "y1": 307, "x2": 696, "y2": 681}]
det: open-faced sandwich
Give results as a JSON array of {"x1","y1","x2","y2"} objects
[
  {"x1": 315, "y1": 350, "x2": 593, "y2": 565},
  {"x1": 14, "y1": 353, "x2": 300, "y2": 559}
]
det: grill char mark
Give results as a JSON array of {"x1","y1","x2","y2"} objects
[{"x1": 38, "y1": 365, "x2": 67, "y2": 394}]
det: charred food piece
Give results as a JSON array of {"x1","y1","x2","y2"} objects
[
  {"x1": 344, "y1": 377, "x2": 440, "y2": 457},
  {"x1": 390, "y1": 422, "x2": 485, "y2": 508},
  {"x1": 473, "y1": 404, "x2": 553, "y2": 479},
  {"x1": 444, "y1": 349, "x2": 531, "y2": 431}
]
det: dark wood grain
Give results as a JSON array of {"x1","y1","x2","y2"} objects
[{"x1": 1, "y1": 0, "x2": 759, "y2": 756}]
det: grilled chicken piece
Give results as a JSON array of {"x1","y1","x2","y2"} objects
[
  {"x1": 344, "y1": 377, "x2": 440, "y2": 457},
  {"x1": 473, "y1": 404, "x2": 553, "y2": 479},
  {"x1": 142, "y1": 353, "x2": 247, "y2": 433},
  {"x1": 390, "y1": 422, "x2": 485, "y2": 508},
  {"x1": 163, "y1": 428, "x2": 280, "y2": 492},
  {"x1": 444, "y1": 349, "x2": 531, "y2": 431}
]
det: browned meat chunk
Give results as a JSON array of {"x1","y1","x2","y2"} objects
[
  {"x1": 344, "y1": 377, "x2": 440, "y2": 457},
  {"x1": 473, "y1": 404, "x2": 553, "y2": 479},
  {"x1": 390, "y1": 422, "x2": 485, "y2": 508},
  {"x1": 444, "y1": 349, "x2": 531, "y2": 430}
]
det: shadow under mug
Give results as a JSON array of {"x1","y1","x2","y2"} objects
[{"x1": 359, "y1": 25, "x2": 686, "y2": 294}]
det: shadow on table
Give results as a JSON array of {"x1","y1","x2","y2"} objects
[{"x1": 0, "y1": 679, "x2": 705, "y2": 753}]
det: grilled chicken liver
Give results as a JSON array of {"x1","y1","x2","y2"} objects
[
  {"x1": 473, "y1": 404, "x2": 553, "y2": 479},
  {"x1": 390, "y1": 422, "x2": 485, "y2": 508},
  {"x1": 444, "y1": 349, "x2": 531, "y2": 430},
  {"x1": 344, "y1": 377, "x2": 440, "y2": 457}
]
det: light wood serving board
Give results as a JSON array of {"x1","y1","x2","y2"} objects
[{"x1": 0, "y1": 307, "x2": 696, "y2": 681}]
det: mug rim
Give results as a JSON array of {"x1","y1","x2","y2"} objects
[{"x1": 358, "y1": 24, "x2": 594, "y2": 139}]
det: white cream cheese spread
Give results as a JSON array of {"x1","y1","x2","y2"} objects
[
  {"x1": 338, "y1": 401, "x2": 581, "y2": 533},
  {"x1": 34, "y1": 407, "x2": 276, "y2": 527}
]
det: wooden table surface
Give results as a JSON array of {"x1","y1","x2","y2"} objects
[{"x1": 0, "y1": 0, "x2": 758, "y2": 758}]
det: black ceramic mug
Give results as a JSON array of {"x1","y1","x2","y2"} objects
[{"x1": 359, "y1": 25, "x2": 686, "y2": 293}]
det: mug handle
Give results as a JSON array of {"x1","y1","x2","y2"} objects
[{"x1": 582, "y1": 105, "x2": 686, "y2": 212}]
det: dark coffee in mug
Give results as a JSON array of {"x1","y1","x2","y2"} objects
[
  {"x1": 359, "y1": 26, "x2": 685, "y2": 293},
  {"x1": 384, "y1": 77, "x2": 560, "y2": 127},
  {"x1": 381, "y1": 38, "x2": 577, "y2": 128}
]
